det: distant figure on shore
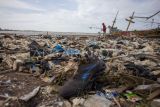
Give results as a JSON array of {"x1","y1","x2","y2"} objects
[{"x1": 102, "y1": 23, "x2": 106, "y2": 36}]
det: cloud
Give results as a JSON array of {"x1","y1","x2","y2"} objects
[
  {"x1": 0, "y1": 0, "x2": 45, "y2": 11},
  {"x1": 0, "y1": 0, "x2": 159, "y2": 32}
]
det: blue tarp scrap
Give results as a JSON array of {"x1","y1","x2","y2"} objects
[
  {"x1": 64, "y1": 48, "x2": 80, "y2": 55},
  {"x1": 52, "y1": 44, "x2": 64, "y2": 52}
]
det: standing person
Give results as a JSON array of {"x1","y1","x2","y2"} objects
[{"x1": 102, "y1": 23, "x2": 106, "y2": 37}]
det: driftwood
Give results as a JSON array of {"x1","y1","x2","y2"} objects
[
  {"x1": 147, "y1": 89, "x2": 160, "y2": 100},
  {"x1": 119, "y1": 74, "x2": 157, "y2": 84},
  {"x1": 0, "y1": 69, "x2": 13, "y2": 75},
  {"x1": 19, "y1": 86, "x2": 40, "y2": 102},
  {"x1": 0, "y1": 49, "x2": 29, "y2": 54},
  {"x1": 134, "y1": 84, "x2": 160, "y2": 91},
  {"x1": 98, "y1": 73, "x2": 157, "y2": 87}
]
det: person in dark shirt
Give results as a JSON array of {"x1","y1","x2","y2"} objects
[{"x1": 102, "y1": 23, "x2": 106, "y2": 36}]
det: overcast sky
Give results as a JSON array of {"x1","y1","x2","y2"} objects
[{"x1": 0, "y1": 0, "x2": 160, "y2": 32}]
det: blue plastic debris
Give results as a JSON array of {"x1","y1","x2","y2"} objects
[
  {"x1": 30, "y1": 64, "x2": 36, "y2": 72},
  {"x1": 52, "y1": 44, "x2": 64, "y2": 52},
  {"x1": 81, "y1": 72, "x2": 90, "y2": 80},
  {"x1": 64, "y1": 48, "x2": 80, "y2": 55},
  {"x1": 81, "y1": 64, "x2": 97, "y2": 80},
  {"x1": 96, "y1": 91, "x2": 118, "y2": 100},
  {"x1": 59, "y1": 59, "x2": 106, "y2": 99}
]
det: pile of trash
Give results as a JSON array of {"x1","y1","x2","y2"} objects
[{"x1": 0, "y1": 33, "x2": 160, "y2": 107}]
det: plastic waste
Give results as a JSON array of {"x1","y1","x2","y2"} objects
[
  {"x1": 124, "y1": 63, "x2": 157, "y2": 81},
  {"x1": 30, "y1": 64, "x2": 37, "y2": 73},
  {"x1": 96, "y1": 91, "x2": 118, "y2": 100},
  {"x1": 29, "y1": 41, "x2": 49, "y2": 56},
  {"x1": 59, "y1": 58, "x2": 106, "y2": 99},
  {"x1": 52, "y1": 44, "x2": 64, "y2": 53},
  {"x1": 87, "y1": 41, "x2": 100, "y2": 49},
  {"x1": 64, "y1": 48, "x2": 80, "y2": 56}
]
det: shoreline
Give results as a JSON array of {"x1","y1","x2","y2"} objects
[{"x1": 0, "y1": 30, "x2": 98, "y2": 36}]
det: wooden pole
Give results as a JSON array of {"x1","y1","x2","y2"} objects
[
  {"x1": 111, "y1": 11, "x2": 119, "y2": 29},
  {"x1": 110, "y1": 11, "x2": 119, "y2": 33},
  {"x1": 126, "y1": 12, "x2": 135, "y2": 31}
]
